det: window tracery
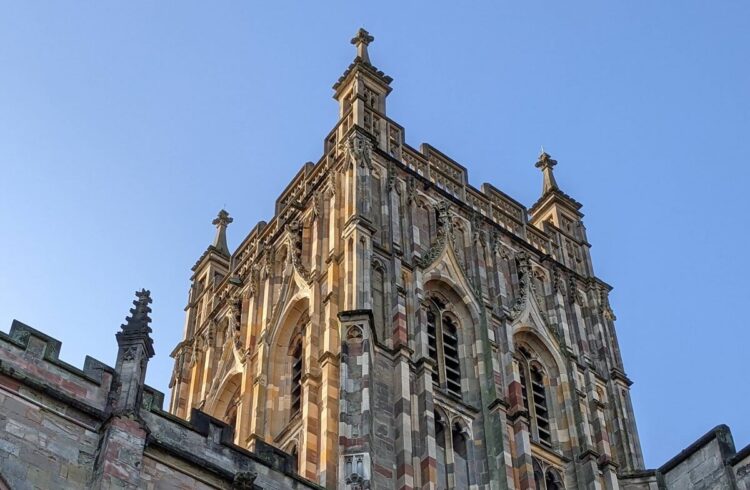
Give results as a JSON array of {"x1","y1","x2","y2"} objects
[{"x1": 532, "y1": 457, "x2": 564, "y2": 490}]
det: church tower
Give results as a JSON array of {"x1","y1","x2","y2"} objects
[{"x1": 169, "y1": 29, "x2": 645, "y2": 490}]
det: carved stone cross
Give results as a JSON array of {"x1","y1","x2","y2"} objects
[
  {"x1": 212, "y1": 209, "x2": 233, "y2": 228},
  {"x1": 351, "y1": 28, "x2": 374, "y2": 64},
  {"x1": 535, "y1": 151, "x2": 559, "y2": 194},
  {"x1": 212, "y1": 209, "x2": 233, "y2": 255}
]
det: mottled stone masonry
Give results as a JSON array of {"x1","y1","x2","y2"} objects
[
  {"x1": 0, "y1": 305, "x2": 320, "y2": 489},
  {"x1": 3, "y1": 28, "x2": 746, "y2": 490},
  {"x1": 165, "y1": 28, "x2": 746, "y2": 490}
]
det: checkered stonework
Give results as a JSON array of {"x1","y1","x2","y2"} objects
[
  {"x1": 164, "y1": 30, "x2": 748, "y2": 490},
  {"x1": 2, "y1": 29, "x2": 747, "y2": 490}
]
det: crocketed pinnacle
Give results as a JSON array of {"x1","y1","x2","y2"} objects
[{"x1": 120, "y1": 289, "x2": 152, "y2": 333}]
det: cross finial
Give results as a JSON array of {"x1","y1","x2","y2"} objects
[
  {"x1": 535, "y1": 149, "x2": 559, "y2": 194},
  {"x1": 351, "y1": 28, "x2": 374, "y2": 64},
  {"x1": 211, "y1": 209, "x2": 233, "y2": 256},
  {"x1": 212, "y1": 209, "x2": 233, "y2": 228}
]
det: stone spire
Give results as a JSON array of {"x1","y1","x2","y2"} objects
[
  {"x1": 212, "y1": 209, "x2": 233, "y2": 256},
  {"x1": 535, "y1": 150, "x2": 559, "y2": 194},
  {"x1": 118, "y1": 288, "x2": 154, "y2": 357},
  {"x1": 351, "y1": 27, "x2": 375, "y2": 64}
]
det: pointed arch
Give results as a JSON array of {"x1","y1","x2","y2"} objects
[
  {"x1": 265, "y1": 297, "x2": 311, "y2": 440},
  {"x1": 513, "y1": 330, "x2": 571, "y2": 450},
  {"x1": 207, "y1": 372, "x2": 242, "y2": 425}
]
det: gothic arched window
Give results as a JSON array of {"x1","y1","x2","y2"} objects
[
  {"x1": 289, "y1": 444, "x2": 299, "y2": 474},
  {"x1": 545, "y1": 469, "x2": 563, "y2": 490},
  {"x1": 225, "y1": 392, "x2": 239, "y2": 428},
  {"x1": 426, "y1": 298, "x2": 462, "y2": 398},
  {"x1": 434, "y1": 411, "x2": 473, "y2": 489},
  {"x1": 518, "y1": 349, "x2": 552, "y2": 445}
]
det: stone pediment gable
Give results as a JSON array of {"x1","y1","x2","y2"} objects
[
  {"x1": 420, "y1": 230, "x2": 480, "y2": 307},
  {"x1": 509, "y1": 263, "x2": 563, "y2": 353}
]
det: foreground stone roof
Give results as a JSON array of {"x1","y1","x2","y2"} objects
[{"x1": 0, "y1": 309, "x2": 320, "y2": 489}]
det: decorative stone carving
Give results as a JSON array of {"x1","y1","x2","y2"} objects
[
  {"x1": 347, "y1": 325, "x2": 363, "y2": 341},
  {"x1": 205, "y1": 319, "x2": 217, "y2": 346},
  {"x1": 312, "y1": 191, "x2": 322, "y2": 221},
  {"x1": 122, "y1": 346, "x2": 138, "y2": 361},
  {"x1": 510, "y1": 251, "x2": 531, "y2": 320},
  {"x1": 406, "y1": 175, "x2": 417, "y2": 204},
  {"x1": 232, "y1": 470, "x2": 257, "y2": 489},
  {"x1": 470, "y1": 211, "x2": 484, "y2": 246},
  {"x1": 386, "y1": 160, "x2": 396, "y2": 192},
  {"x1": 552, "y1": 267, "x2": 563, "y2": 295},
  {"x1": 342, "y1": 132, "x2": 373, "y2": 170},
  {"x1": 286, "y1": 219, "x2": 311, "y2": 282},
  {"x1": 598, "y1": 286, "x2": 616, "y2": 321},
  {"x1": 418, "y1": 200, "x2": 453, "y2": 268},
  {"x1": 568, "y1": 275, "x2": 582, "y2": 305}
]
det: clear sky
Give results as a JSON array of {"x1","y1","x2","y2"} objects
[{"x1": 1, "y1": 1, "x2": 747, "y2": 468}]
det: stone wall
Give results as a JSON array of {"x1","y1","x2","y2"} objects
[
  {"x1": 619, "y1": 425, "x2": 750, "y2": 490},
  {"x1": 0, "y1": 316, "x2": 320, "y2": 490}
]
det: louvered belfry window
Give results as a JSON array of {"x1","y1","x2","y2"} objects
[
  {"x1": 442, "y1": 317, "x2": 461, "y2": 397},
  {"x1": 425, "y1": 298, "x2": 463, "y2": 399},
  {"x1": 290, "y1": 340, "x2": 303, "y2": 416},
  {"x1": 427, "y1": 310, "x2": 439, "y2": 384},
  {"x1": 518, "y1": 349, "x2": 552, "y2": 446},
  {"x1": 531, "y1": 366, "x2": 551, "y2": 444}
]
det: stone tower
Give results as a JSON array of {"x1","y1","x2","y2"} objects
[{"x1": 168, "y1": 29, "x2": 645, "y2": 490}]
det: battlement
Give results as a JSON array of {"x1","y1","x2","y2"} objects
[{"x1": 0, "y1": 318, "x2": 320, "y2": 489}]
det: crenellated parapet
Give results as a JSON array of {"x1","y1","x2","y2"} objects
[{"x1": 0, "y1": 294, "x2": 319, "y2": 490}]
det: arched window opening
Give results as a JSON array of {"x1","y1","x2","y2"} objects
[
  {"x1": 290, "y1": 444, "x2": 299, "y2": 473},
  {"x1": 434, "y1": 411, "x2": 474, "y2": 490},
  {"x1": 452, "y1": 424, "x2": 470, "y2": 489},
  {"x1": 435, "y1": 412, "x2": 449, "y2": 490},
  {"x1": 225, "y1": 402, "x2": 238, "y2": 428},
  {"x1": 425, "y1": 298, "x2": 463, "y2": 399},
  {"x1": 224, "y1": 385, "x2": 240, "y2": 429},
  {"x1": 290, "y1": 339, "x2": 303, "y2": 416},
  {"x1": 545, "y1": 469, "x2": 563, "y2": 490},
  {"x1": 518, "y1": 348, "x2": 553, "y2": 446}
]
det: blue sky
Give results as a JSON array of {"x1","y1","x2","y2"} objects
[{"x1": 0, "y1": 2, "x2": 747, "y2": 468}]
